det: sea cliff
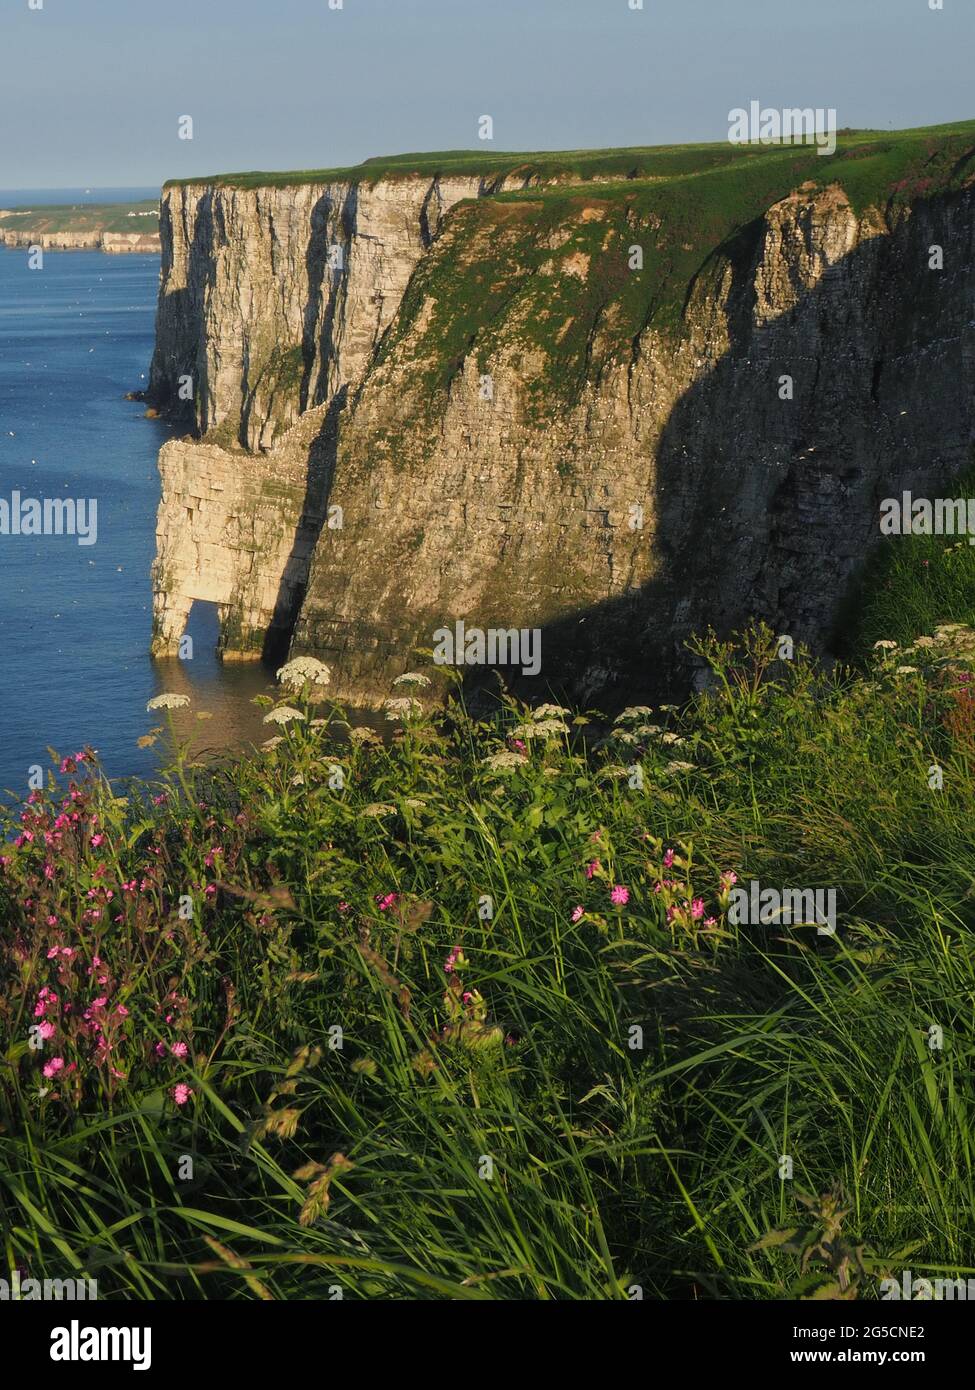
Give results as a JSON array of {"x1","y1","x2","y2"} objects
[{"x1": 148, "y1": 128, "x2": 975, "y2": 703}]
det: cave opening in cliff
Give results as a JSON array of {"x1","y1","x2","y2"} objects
[{"x1": 182, "y1": 600, "x2": 223, "y2": 668}]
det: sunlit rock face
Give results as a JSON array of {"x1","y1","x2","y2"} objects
[{"x1": 149, "y1": 160, "x2": 975, "y2": 705}]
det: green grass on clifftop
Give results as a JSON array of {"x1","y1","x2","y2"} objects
[
  {"x1": 353, "y1": 120, "x2": 975, "y2": 436},
  {"x1": 163, "y1": 120, "x2": 975, "y2": 198}
]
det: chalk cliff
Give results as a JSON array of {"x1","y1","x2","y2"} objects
[
  {"x1": 0, "y1": 229, "x2": 160, "y2": 253},
  {"x1": 149, "y1": 135, "x2": 975, "y2": 704}
]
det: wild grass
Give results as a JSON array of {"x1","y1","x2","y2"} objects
[
  {"x1": 163, "y1": 119, "x2": 975, "y2": 198},
  {"x1": 843, "y1": 470, "x2": 975, "y2": 657},
  {"x1": 1, "y1": 620, "x2": 974, "y2": 1299}
]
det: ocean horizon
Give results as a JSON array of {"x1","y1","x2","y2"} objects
[{"x1": 0, "y1": 188, "x2": 160, "y2": 208}]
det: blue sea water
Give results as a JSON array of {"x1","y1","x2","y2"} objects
[
  {"x1": 0, "y1": 189, "x2": 159, "y2": 209},
  {"x1": 0, "y1": 247, "x2": 277, "y2": 800}
]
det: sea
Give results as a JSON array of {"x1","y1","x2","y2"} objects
[{"x1": 0, "y1": 238, "x2": 282, "y2": 802}]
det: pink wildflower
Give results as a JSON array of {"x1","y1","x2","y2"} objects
[
  {"x1": 571, "y1": 905, "x2": 584, "y2": 923},
  {"x1": 610, "y1": 884, "x2": 630, "y2": 906}
]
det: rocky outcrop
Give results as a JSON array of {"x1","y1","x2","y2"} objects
[
  {"x1": 152, "y1": 408, "x2": 326, "y2": 661},
  {"x1": 149, "y1": 148, "x2": 975, "y2": 705},
  {"x1": 102, "y1": 232, "x2": 161, "y2": 254}
]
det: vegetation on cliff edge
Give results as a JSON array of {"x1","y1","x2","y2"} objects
[{"x1": 1, "y1": 604, "x2": 974, "y2": 1299}]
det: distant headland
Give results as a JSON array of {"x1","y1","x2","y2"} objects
[{"x1": 0, "y1": 199, "x2": 160, "y2": 253}]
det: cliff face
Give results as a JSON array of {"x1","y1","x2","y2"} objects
[
  {"x1": 149, "y1": 173, "x2": 533, "y2": 452},
  {"x1": 149, "y1": 139, "x2": 975, "y2": 703}
]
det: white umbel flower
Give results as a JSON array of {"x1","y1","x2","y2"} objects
[
  {"x1": 614, "y1": 706, "x2": 653, "y2": 723},
  {"x1": 393, "y1": 672, "x2": 431, "y2": 688},
  {"x1": 276, "y1": 657, "x2": 331, "y2": 690},
  {"x1": 263, "y1": 705, "x2": 306, "y2": 725},
  {"x1": 147, "y1": 693, "x2": 190, "y2": 711},
  {"x1": 482, "y1": 750, "x2": 528, "y2": 771},
  {"x1": 385, "y1": 697, "x2": 422, "y2": 721},
  {"x1": 511, "y1": 719, "x2": 568, "y2": 739}
]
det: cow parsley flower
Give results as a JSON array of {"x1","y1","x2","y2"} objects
[
  {"x1": 385, "y1": 697, "x2": 422, "y2": 721},
  {"x1": 263, "y1": 706, "x2": 306, "y2": 725},
  {"x1": 276, "y1": 657, "x2": 332, "y2": 690},
  {"x1": 146, "y1": 693, "x2": 190, "y2": 711},
  {"x1": 614, "y1": 706, "x2": 654, "y2": 723},
  {"x1": 482, "y1": 749, "x2": 526, "y2": 772}
]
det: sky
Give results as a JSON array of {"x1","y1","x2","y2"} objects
[{"x1": 0, "y1": 0, "x2": 972, "y2": 190}]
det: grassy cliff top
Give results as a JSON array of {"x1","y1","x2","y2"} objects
[
  {"x1": 353, "y1": 118, "x2": 975, "y2": 439},
  {"x1": 162, "y1": 119, "x2": 975, "y2": 198},
  {"x1": 0, "y1": 200, "x2": 159, "y2": 234}
]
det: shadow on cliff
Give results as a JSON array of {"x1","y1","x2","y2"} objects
[
  {"x1": 462, "y1": 185, "x2": 975, "y2": 712},
  {"x1": 148, "y1": 190, "x2": 215, "y2": 434},
  {"x1": 259, "y1": 386, "x2": 347, "y2": 664},
  {"x1": 256, "y1": 190, "x2": 356, "y2": 661}
]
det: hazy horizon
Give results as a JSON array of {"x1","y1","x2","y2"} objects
[{"x1": 1, "y1": 0, "x2": 972, "y2": 188}]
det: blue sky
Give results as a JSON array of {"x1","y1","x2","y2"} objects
[{"x1": 1, "y1": 0, "x2": 972, "y2": 189}]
